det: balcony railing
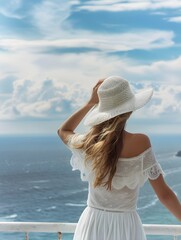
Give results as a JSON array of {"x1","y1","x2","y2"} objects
[{"x1": 0, "y1": 222, "x2": 181, "y2": 240}]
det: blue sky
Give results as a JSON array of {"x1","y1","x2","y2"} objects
[{"x1": 0, "y1": 0, "x2": 181, "y2": 135}]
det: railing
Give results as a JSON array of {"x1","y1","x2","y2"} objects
[{"x1": 0, "y1": 222, "x2": 180, "y2": 239}]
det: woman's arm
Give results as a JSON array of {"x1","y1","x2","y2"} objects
[
  {"x1": 57, "y1": 79, "x2": 104, "y2": 144},
  {"x1": 149, "y1": 175, "x2": 181, "y2": 221},
  {"x1": 57, "y1": 103, "x2": 94, "y2": 144}
]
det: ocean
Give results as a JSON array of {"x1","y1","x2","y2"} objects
[{"x1": 0, "y1": 134, "x2": 181, "y2": 240}]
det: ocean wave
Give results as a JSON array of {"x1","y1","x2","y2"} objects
[
  {"x1": 164, "y1": 167, "x2": 181, "y2": 176},
  {"x1": 4, "y1": 214, "x2": 17, "y2": 219},
  {"x1": 65, "y1": 203, "x2": 86, "y2": 207},
  {"x1": 36, "y1": 208, "x2": 42, "y2": 212},
  {"x1": 0, "y1": 214, "x2": 18, "y2": 222},
  {"x1": 19, "y1": 186, "x2": 41, "y2": 191},
  {"x1": 30, "y1": 180, "x2": 50, "y2": 184},
  {"x1": 139, "y1": 195, "x2": 153, "y2": 200},
  {"x1": 172, "y1": 182, "x2": 181, "y2": 189},
  {"x1": 33, "y1": 185, "x2": 40, "y2": 189},
  {"x1": 63, "y1": 188, "x2": 88, "y2": 197},
  {"x1": 137, "y1": 197, "x2": 158, "y2": 211},
  {"x1": 156, "y1": 152, "x2": 175, "y2": 161},
  {"x1": 45, "y1": 206, "x2": 57, "y2": 210}
]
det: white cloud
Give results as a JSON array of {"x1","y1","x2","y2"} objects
[
  {"x1": 153, "y1": 85, "x2": 181, "y2": 115},
  {"x1": 1, "y1": 50, "x2": 181, "y2": 121},
  {"x1": 30, "y1": 0, "x2": 77, "y2": 38},
  {"x1": 0, "y1": 28, "x2": 180, "y2": 122},
  {"x1": 78, "y1": 0, "x2": 181, "y2": 12},
  {"x1": 0, "y1": 0, "x2": 24, "y2": 19},
  {"x1": 0, "y1": 77, "x2": 89, "y2": 120},
  {"x1": 0, "y1": 29, "x2": 174, "y2": 53},
  {"x1": 126, "y1": 56, "x2": 181, "y2": 84},
  {"x1": 133, "y1": 84, "x2": 181, "y2": 120},
  {"x1": 168, "y1": 16, "x2": 181, "y2": 23},
  {"x1": 151, "y1": 11, "x2": 167, "y2": 16},
  {"x1": 85, "y1": 0, "x2": 124, "y2": 4}
]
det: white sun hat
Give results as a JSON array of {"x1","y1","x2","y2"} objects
[{"x1": 84, "y1": 76, "x2": 153, "y2": 127}]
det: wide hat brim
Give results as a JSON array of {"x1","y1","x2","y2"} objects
[{"x1": 84, "y1": 88, "x2": 153, "y2": 127}]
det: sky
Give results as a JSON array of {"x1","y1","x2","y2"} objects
[{"x1": 0, "y1": 0, "x2": 181, "y2": 135}]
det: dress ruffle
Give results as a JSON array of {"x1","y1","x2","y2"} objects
[
  {"x1": 67, "y1": 134, "x2": 164, "y2": 189},
  {"x1": 70, "y1": 148, "x2": 90, "y2": 181}
]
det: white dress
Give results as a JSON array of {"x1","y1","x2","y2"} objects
[{"x1": 67, "y1": 134, "x2": 164, "y2": 240}]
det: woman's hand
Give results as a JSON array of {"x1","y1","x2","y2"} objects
[
  {"x1": 87, "y1": 79, "x2": 104, "y2": 106},
  {"x1": 58, "y1": 79, "x2": 104, "y2": 142}
]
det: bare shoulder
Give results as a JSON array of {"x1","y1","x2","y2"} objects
[
  {"x1": 132, "y1": 133, "x2": 151, "y2": 150},
  {"x1": 121, "y1": 132, "x2": 152, "y2": 157},
  {"x1": 125, "y1": 132, "x2": 151, "y2": 154},
  {"x1": 133, "y1": 133, "x2": 150, "y2": 144}
]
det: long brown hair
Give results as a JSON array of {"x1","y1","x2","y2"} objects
[{"x1": 73, "y1": 112, "x2": 132, "y2": 190}]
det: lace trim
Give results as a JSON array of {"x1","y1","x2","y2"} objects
[
  {"x1": 67, "y1": 134, "x2": 164, "y2": 188},
  {"x1": 143, "y1": 163, "x2": 164, "y2": 180},
  {"x1": 112, "y1": 175, "x2": 140, "y2": 190},
  {"x1": 70, "y1": 153, "x2": 164, "y2": 188},
  {"x1": 112, "y1": 163, "x2": 164, "y2": 189},
  {"x1": 70, "y1": 157, "x2": 164, "y2": 188}
]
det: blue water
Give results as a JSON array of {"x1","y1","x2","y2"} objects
[{"x1": 0, "y1": 134, "x2": 181, "y2": 240}]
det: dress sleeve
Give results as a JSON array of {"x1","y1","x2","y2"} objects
[
  {"x1": 142, "y1": 148, "x2": 164, "y2": 180},
  {"x1": 66, "y1": 134, "x2": 88, "y2": 181},
  {"x1": 67, "y1": 133, "x2": 84, "y2": 148}
]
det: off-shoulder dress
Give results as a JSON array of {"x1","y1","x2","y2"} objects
[{"x1": 67, "y1": 134, "x2": 164, "y2": 240}]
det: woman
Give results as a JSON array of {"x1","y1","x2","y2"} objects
[{"x1": 58, "y1": 76, "x2": 181, "y2": 240}]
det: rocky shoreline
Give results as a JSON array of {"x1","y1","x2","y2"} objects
[{"x1": 176, "y1": 151, "x2": 181, "y2": 157}]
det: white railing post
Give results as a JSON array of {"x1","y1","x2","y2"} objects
[
  {"x1": 25, "y1": 232, "x2": 29, "y2": 240},
  {"x1": 58, "y1": 232, "x2": 62, "y2": 240}
]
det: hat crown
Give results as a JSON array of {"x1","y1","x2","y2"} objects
[
  {"x1": 84, "y1": 75, "x2": 153, "y2": 126},
  {"x1": 99, "y1": 76, "x2": 128, "y2": 96},
  {"x1": 98, "y1": 76, "x2": 134, "y2": 111}
]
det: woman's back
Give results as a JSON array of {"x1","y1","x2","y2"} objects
[
  {"x1": 68, "y1": 132, "x2": 163, "y2": 212},
  {"x1": 66, "y1": 131, "x2": 164, "y2": 240},
  {"x1": 118, "y1": 131, "x2": 151, "y2": 159}
]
